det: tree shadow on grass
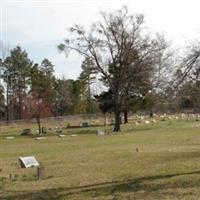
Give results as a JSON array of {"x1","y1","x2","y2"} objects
[{"x1": 3, "y1": 170, "x2": 200, "y2": 200}]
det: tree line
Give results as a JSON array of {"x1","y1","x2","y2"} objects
[
  {"x1": 0, "y1": 46, "x2": 99, "y2": 125},
  {"x1": 1, "y1": 6, "x2": 200, "y2": 132}
]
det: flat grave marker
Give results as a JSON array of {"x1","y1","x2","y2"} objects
[
  {"x1": 58, "y1": 134, "x2": 66, "y2": 138},
  {"x1": 35, "y1": 137, "x2": 46, "y2": 140},
  {"x1": 71, "y1": 134, "x2": 78, "y2": 137},
  {"x1": 6, "y1": 136, "x2": 15, "y2": 139}
]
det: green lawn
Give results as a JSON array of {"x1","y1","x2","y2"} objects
[{"x1": 1, "y1": 119, "x2": 200, "y2": 199}]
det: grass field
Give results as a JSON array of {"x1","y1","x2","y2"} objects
[{"x1": 1, "y1": 118, "x2": 200, "y2": 199}]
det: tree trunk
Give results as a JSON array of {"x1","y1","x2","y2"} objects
[
  {"x1": 124, "y1": 110, "x2": 128, "y2": 124},
  {"x1": 37, "y1": 118, "x2": 41, "y2": 135},
  {"x1": 113, "y1": 89, "x2": 121, "y2": 132},
  {"x1": 113, "y1": 109, "x2": 121, "y2": 132},
  {"x1": 6, "y1": 105, "x2": 9, "y2": 125},
  {"x1": 6, "y1": 85, "x2": 9, "y2": 125}
]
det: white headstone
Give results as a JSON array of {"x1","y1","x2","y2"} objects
[{"x1": 19, "y1": 156, "x2": 39, "y2": 168}]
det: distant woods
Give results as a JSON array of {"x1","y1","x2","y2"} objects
[
  {"x1": 1, "y1": 6, "x2": 200, "y2": 131},
  {"x1": 0, "y1": 46, "x2": 99, "y2": 124}
]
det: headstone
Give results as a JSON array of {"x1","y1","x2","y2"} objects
[
  {"x1": 181, "y1": 113, "x2": 186, "y2": 119},
  {"x1": 20, "y1": 129, "x2": 31, "y2": 136},
  {"x1": 97, "y1": 129, "x2": 105, "y2": 136},
  {"x1": 160, "y1": 115, "x2": 166, "y2": 121},
  {"x1": 19, "y1": 156, "x2": 39, "y2": 168},
  {"x1": 41, "y1": 127, "x2": 47, "y2": 134},
  {"x1": 80, "y1": 122, "x2": 89, "y2": 127},
  {"x1": 56, "y1": 129, "x2": 62, "y2": 134}
]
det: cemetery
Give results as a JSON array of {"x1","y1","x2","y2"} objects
[
  {"x1": 1, "y1": 114, "x2": 200, "y2": 199},
  {"x1": 1, "y1": 2, "x2": 200, "y2": 200}
]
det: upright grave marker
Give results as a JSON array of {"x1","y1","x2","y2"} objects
[{"x1": 19, "y1": 156, "x2": 39, "y2": 168}]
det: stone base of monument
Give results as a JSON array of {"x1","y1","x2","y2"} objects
[{"x1": 37, "y1": 165, "x2": 45, "y2": 180}]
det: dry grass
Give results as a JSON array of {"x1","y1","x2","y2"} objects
[{"x1": 1, "y1": 118, "x2": 200, "y2": 199}]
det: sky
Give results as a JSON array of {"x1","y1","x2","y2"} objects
[{"x1": 1, "y1": 0, "x2": 200, "y2": 80}]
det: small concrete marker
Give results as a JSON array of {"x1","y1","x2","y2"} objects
[
  {"x1": 58, "y1": 134, "x2": 66, "y2": 138},
  {"x1": 71, "y1": 134, "x2": 78, "y2": 137},
  {"x1": 6, "y1": 136, "x2": 15, "y2": 139},
  {"x1": 35, "y1": 137, "x2": 46, "y2": 140}
]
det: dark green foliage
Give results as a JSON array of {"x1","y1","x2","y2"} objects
[
  {"x1": 94, "y1": 90, "x2": 114, "y2": 113},
  {"x1": 2, "y1": 46, "x2": 33, "y2": 120}
]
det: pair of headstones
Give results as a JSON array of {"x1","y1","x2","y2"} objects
[{"x1": 19, "y1": 156, "x2": 44, "y2": 180}]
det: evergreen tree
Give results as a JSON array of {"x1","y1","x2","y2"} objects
[{"x1": 2, "y1": 46, "x2": 33, "y2": 120}]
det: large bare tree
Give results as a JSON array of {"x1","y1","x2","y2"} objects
[{"x1": 58, "y1": 6, "x2": 167, "y2": 131}]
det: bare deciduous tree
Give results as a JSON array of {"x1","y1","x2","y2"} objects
[{"x1": 58, "y1": 6, "x2": 167, "y2": 131}]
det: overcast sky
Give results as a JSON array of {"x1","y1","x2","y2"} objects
[{"x1": 1, "y1": 0, "x2": 200, "y2": 79}]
